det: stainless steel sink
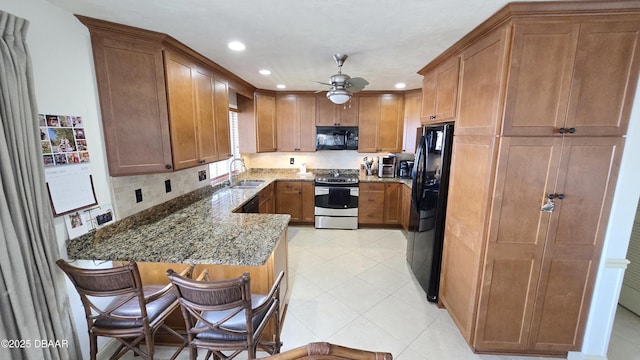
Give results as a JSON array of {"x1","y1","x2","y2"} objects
[{"x1": 230, "y1": 180, "x2": 265, "y2": 189}]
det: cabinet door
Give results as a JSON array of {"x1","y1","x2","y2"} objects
[
  {"x1": 474, "y1": 137, "x2": 562, "y2": 352},
  {"x1": 297, "y1": 96, "x2": 317, "y2": 152},
  {"x1": 383, "y1": 183, "x2": 402, "y2": 224},
  {"x1": 358, "y1": 96, "x2": 381, "y2": 152},
  {"x1": 337, "y1": 97, "x2": 359, "y2": 126},
  {"x1": 316, "y1": 94, "x2": 338, "y2": 126},
  {"x1": 193, "y1": 66, "x2": 218, "y2": 165},
  {"x1": 256, "y1": 93, "x2": 277, "y2": 152},
  {"x1": 301, "y1": 182, "x2": 315, "y2": 223},
  {"x1": 275, "y1": 181, "x2": 302, "y2": 222},
  {"x1": 165, "y1": 51, "x2": 199, "y2": 170},
  {"x1": 421, "y1": 71, "x2": 437, "y2": 123},
  {"x1": 276, "y1": 95, "x2": 297, "y2": 151},
  {"x1": 403, "y1": 90, "x2": 422, "y2": 153},
  {"x1": 440, "y1": 135, "x2": 499, "y2": 344},
  {"x1": 259, "y1": 183, "x2": 275, "y2": 214},
  {"x1": 434, "y1": 56, "x2": 460, "y2": 121},
  {"x1": 456, "y1": 25, "x2": 509, "y2": 136},
  {"x1": 378, "y1": 94, "x2": 404, "y2": 153},
  {"x1": 565, "y1": 20, "x2": 640, "y2": 136},
  {"x1": 401, "y1": 184, "x2": 411, "y2": 231},
  {"x1": 214, "y1": 78, "x2": 231, "y2": 160},
  {"x1": 528, "y1": 137, "x2": 624, "y2": 352},
  {"x1": 92, "y1": 36, "x2": 172, "y2": 176},
  {"x1": 502, "y1": 22, "x2": 579, "y2": 136}
]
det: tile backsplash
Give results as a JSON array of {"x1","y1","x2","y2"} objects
[
  {"x1": 243, "y1": 150, "x2": 391, "y2": 171},
  {"x1": 110, "y1": 165, "x2": 211, "y2": 219}
]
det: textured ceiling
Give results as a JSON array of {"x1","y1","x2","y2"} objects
[{"x1": 47, "y1": 0, "x2": 562, "y2": 92}]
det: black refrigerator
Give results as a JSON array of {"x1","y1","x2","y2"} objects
[{"x1": 405, "y1": 123, "x2": 454, "y2": 302}]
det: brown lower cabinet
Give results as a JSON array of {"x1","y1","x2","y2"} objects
[
  {"x1": 274, "y1": 181, "x2": 314, "y2": 224},
  {"x1": 359, "y1": 182, "x2": 402, "y2": 226},
  {"x1": 401, "y1": 184, "x2": 411, "y2": 232},
  {"x1": 440, "y1": 135, "x2": 624, "y2": 356},
  {"x1": 258, "y1": 183, "x2": 275, "y2": 214}
]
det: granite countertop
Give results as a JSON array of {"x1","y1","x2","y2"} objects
[
  {"x1": 66, "y1": 168, "x2": 410, "y2": 266},
  {"x1": 66, "y1": 174, "x2": 296, "y2": 266}
]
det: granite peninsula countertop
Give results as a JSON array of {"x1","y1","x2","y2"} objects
[{"x1": 66, "y1": 168, "x2": 410, "y2": 266}]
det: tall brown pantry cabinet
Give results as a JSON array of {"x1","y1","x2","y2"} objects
[{"x1": 429, "y1": 2, "x2": 640, "y2": 357}]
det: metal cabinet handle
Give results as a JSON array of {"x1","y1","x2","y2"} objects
[
  {"x1": 548, "y1": 193, "x2": 566, "y2": 200},
  {"x1": 165, "y1": 164, "x2": 173, "y2": 169},
  {"x1": 558, "y1": 127, "x2": 576, "y2": 134}
]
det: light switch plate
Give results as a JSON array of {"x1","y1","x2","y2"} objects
[{"x1": 198, "y1": 170, "x2": 207, "y2": 181}]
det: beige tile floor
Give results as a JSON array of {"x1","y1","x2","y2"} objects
[{"x1": 120, "y1": 226, "x2": 640, "y2": 360}]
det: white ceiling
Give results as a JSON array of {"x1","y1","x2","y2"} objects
[{"x1": 47, "y1": 0, "x2": 562, "y2": 92}]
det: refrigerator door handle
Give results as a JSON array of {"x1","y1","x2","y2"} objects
[{"x1": 412, "y1": 135, "x2": 427, "y2": 212}]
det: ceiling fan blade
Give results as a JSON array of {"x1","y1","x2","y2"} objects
[
  {"x1": 314, "y1": 81, "x2": 332, "y2": 86},
  {"x1": 314, "y1": 89, "x2": 326, "y2": 93},
  {"x1": 347, "y1": 84, "x2": 366, "y2": 93},
  {"x1": 348, "y1": 77, "x2": 369, "y2": 87}
]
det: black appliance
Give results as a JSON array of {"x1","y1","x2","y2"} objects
[
  {"x1": 406, "y1": 123, "x2": 454, "y2": 302},
  {"x1": 241, "y1": 195, "x2": 259, "y2": 213},
  {"x1": 316, "y1": 126, "x2": 358, "y2": 150},
  {"x1": 398, "y1": 160, "x2": 414, "y2": 178}
]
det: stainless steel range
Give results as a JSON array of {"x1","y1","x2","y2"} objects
[{"x1": 314, "y1": 173, "x2": 359, "y2": 230}]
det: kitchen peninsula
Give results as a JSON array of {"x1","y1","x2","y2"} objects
[{"x1": 66, "y1": 180, "x2": 291, "y2": 341}]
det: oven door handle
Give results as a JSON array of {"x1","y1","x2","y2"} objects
[{"x1": 315, "y1": 188, "x2": 330, "y2": 196}]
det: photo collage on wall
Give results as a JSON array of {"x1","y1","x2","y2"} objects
[{"x1": 39, "y1": 114, "x2": 89, "y2": 167}]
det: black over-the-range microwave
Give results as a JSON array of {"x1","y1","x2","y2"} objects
[{"x1": 315, "y1": 126, "x2": 358, "y2": 150}]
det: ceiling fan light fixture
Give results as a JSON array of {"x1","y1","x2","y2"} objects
[{"x1": 327, "y1": 89, "x2": 351, "y2": 104}]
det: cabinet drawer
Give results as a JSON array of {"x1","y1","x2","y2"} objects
[
  {"x1": 276, "y1": 181, "x2": 301, "y2": 191},
  {"x1": 360, "y1": 182, "x2": 385, "y2": 191},
  {"x1": 359, "y1": 206, "x2": 384, "y2": 224},
  {"x1": 360, "y1": 192, "x2": 384, "y2": 204}
]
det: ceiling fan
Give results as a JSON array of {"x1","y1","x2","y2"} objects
[{"x1": 316, "y1": 54, "x2": 369, "y2": 104}]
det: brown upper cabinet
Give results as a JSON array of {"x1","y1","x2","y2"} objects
[
  {"x1": 455, "y1": 25, "x2": 510, "y2": 136},
  {"x1": 358, "y1": 93, "x2": 405, "y2": 153},
  {"x1": 316, "y1": 94, "x2": 359, "y2": 126},
  {"x1": 77, "y1": 16, "x2": 251, "y2": 176},
  {"x1": 402, "y1": 90, "x2": 422, "y2": 153},
  {"x1": 420, "y1": 56, "x2": 460, "y2": 124},
  {"x1": 276, "y1": 94, "x2": 316, "y2": 152},
  {"x1": 503, "y1": 19, "x2": 640, "y2": 137},
  {"x1": 165, "y1": 50, "x2": 231, "y2": 170},
  {"x1": 238, "y1": 92, "x2": 278, "y2": 153}
]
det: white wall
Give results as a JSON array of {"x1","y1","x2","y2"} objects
[{"x1": 1, "y1": 0, "x2": 111, "y2": 250}]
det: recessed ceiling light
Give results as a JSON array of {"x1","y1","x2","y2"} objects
[
  {"x1": 228, "y1": 41, "x2": 245, "y2": 51},
  {"x1": 395, "y1": 83, "x2": 407, "y2": 89},
  {"x1": 259, "y1": 69, "x2": 271, "y2": 75},
  {"x1": 276, "y1": 84, "x2": 286, "y2": 89}
]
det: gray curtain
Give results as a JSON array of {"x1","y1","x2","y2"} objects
[{"x1": 0, "y1": 11, "x2": 80, "y2": 360}]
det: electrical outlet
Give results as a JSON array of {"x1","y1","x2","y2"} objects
[
  {"x1": 290, "y1": 157, "x2": 295, "y2": 165},
  {"x1": 198, "y1": 170, "x2": 207, "y2": 181},
  {"x1": 164, "y1": 179, "x2": 171, "y2": 193},
  {"x1": 135, "y1": 188, "x2": 143, "y2": 203}
]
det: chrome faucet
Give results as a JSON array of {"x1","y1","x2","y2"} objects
[{"x1": 228, "y1": 157, "x2": 247, "y2": 186}]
